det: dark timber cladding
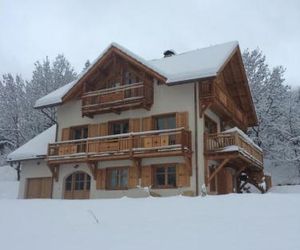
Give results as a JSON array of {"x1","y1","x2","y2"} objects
[
  {"x1": 198, "y1": 47, "x2": 257, "y2": 130},
  {"x1": 61, "y1": 46, "x2": 166, "y2": 117}
]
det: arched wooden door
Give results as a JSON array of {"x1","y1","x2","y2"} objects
[{"x1": 64, "y1": 172, "x2": 91, "y2": 199}]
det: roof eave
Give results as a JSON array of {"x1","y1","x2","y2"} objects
[
  {"x1": 6, "y1": 155, "x2": 46, "y2": 163},
  {"x1": 166, "y1": 75, "x2": 216, "y2": 86},
  {"x1": 34, "y1": 102, "x2": 62, "y2": 110}
]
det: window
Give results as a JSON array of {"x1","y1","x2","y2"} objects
[
  {"x1": 154, "y1": 114, "x2": 176, "y2": 144},
  {"x1": 70, "y1": 126, "x2": 88, "y2": 152},
  {"x1": 64, "y1": 172, "x2": 91, "y2": 192},
  {"x1": 154, "y1": 114, "x2": 176, "y2": 130},
  {"x1": 154, "y1": 165, "x2": 177, "y2": 188},
  {"x1": 106, "y1": 168, "x2": 128, "y2": 190},
  {"x1": 109, "y1": 120, "x2": 129, "y2": 135},
  {"x1": 204, "y1": 115, "x2": 218, "y2": 133},
  {"x1": 71, "y1": 126, "x2": 88, "y2": 140},
  {"x1": 124, "y1": 71, "x2": 139, "y2": 85}
]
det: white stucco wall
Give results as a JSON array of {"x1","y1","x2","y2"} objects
[
  {"x1": 18, "y1": 81, "x2": 226, "y2": 199},
  {"x1": 52, "y1": 156, "x2": 193, "y2": 199},
  {"x1": 55, "y1": 81, "x2": 199, "y2": 197},
  {"x1": 18, "y1": 159, "x2": 52, "y2": 199}
]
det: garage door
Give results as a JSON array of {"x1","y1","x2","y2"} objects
[{"x1": 26, "y1": 177, "x2": 53, "y2": 199}]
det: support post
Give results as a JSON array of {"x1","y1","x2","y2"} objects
[
  {"x1": 207, "y1": 158, "x2": 230, "y2": 183},
  {"x1": 48, "y1": 164, "x2": 59, "y2": 182}
]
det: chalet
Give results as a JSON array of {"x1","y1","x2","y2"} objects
[{"x1": 7, "y1": 41, "x2": 271, "y2": 199}]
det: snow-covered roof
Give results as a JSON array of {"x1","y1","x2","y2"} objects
[
  {"x1": 34, "y1": 81, "x2": 77, "y2": 108},
  {"x1": 34, "y1": 41, "x2": 239, "y2": 108},
  {"x1": 7, "y1": 125, "x2": 56, "y2": 162},
  {"x1": 149, "y1": 41, "x2": 238, "y2": 83}
]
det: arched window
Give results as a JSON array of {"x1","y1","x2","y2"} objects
[{"x1": 64, "y1": 172, "x2": 91, "y2": 199}]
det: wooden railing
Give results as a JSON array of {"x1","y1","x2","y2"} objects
[
  {"x1": 199, "y1": 81, "x2": 247, "y2": 126},
  {"x1": 204, "y1": 131, "x2": 263, "y2": 166},
  {"x1": 48, "y1": 128, "x2": 191, "y2": 162},
  {"x1": 81, "y1": 82, "x2": 153, "y2": 115}
]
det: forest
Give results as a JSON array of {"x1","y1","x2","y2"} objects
[{"x1": 0, "y1": 50, "x2": 299, "y2": 184}]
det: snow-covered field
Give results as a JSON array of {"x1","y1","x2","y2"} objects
[
  {"x1": 0, "y1": 192, "x2": 299, "y2": 250},
  {"x1": 0, "y1": 165, "x2": 299, "y2": 250}
]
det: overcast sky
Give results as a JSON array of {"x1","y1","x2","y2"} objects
[{"x1": 0, "y1": 0, "x2": 299, "y2": 87}]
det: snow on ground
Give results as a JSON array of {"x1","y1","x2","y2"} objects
[
  {"x1": 0, "y1": 165, "x2": 19, "y2": 199},
  {"x1": 269, "y1": 185, "x2": 300, "y2": 193},
  {"x1": 0, "y1": 192, "x2": 299, "y2": 250},
  {"x1": 264, "y1": 159, "x2": 300, "y2": 185}
]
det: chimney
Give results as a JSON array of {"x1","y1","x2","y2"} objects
[{"x1": 163, "y1": 50, "x2": 176, "y2": 58}]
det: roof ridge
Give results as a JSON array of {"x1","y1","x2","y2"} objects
[{"x1": 149, "y1": 40, "x2": 238, "y2": 62}]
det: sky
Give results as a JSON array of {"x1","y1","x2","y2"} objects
[{"x1": 0, "y1": 0, "x2": 299, "y2": 87}]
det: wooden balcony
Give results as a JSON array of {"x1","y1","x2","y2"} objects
[
  {"x1": 81, "y1": 82, "x2": 153, "y2": 116},
  {"x1": 204, "y1": 129, "x2": 263, "y2": 169},
  {"x1": 199, "y1": 81, "x2": 248, "y2": 129},
  {"x1": 47, "y1": 128, "x2": 192, "y2": 164}
]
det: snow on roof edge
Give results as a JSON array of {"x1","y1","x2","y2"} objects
[
  {"x1": 34, "y1": 42, "x2": 168, "y2": 109},
  {"x1": 34, "y1": 40, "x2": 239, "y2": 108},
  {"x1": 7, "y1": 125, "x2": 56, "y2": 162}
]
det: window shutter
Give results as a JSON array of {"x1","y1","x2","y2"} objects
[
  {"x1": 176, "y1": 112, "x2": 189, "y2": 129},
  {"x1": 142, "y1": 117, "x2": 153, "y2": 131},
  {"x1": 128, "y1": 166, "x2": 138, "y2": 188},
  {"x1": 176, "y1": 164, "x2": 190, "y2": 187},
  {"x1": 88, "y1": 124, "x2": 100, "y2": 137},
  {"x1": 99, "y1": 123, "x2": 108, "y2": 136},
  {"x1": 129, "y1": 118, "x2": 141, "y2": 132},
  {"x1": 141, "y1": 165, "x2": 153, "y2": 187},
  {"x1": 96, "y1": 169, "x2": 106, "y2": 190},
  {"x1": 61, "y1": 128, "x2": 70, "y2": 141}
]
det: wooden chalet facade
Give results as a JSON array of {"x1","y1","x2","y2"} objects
[{"x1": 7, "y1": 41, "x2": 271, "y2": 199}]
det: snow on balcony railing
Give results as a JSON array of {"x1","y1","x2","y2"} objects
[{"x1": 204, "y1": 127, "x2": 263, "y2": 166}]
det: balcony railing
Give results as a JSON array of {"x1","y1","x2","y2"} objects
[
  {"x1": 47, "y1": 128, "x2": 191, "y2": 163},
  {"x1": 204, "y1": 130, "x2": 263, "y2": 167},
  {"x1": 199, "y1": 81, "x2": 248, "y2": 126},
  {"x1": 81, "y1": 82, "x2": 153, "y2": 115}
]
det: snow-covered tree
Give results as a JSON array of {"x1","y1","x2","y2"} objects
[
  {"x1": 279, "y1": 89, "x2": 300, "y2": 175},
  {"x1": 0, "y1": 74, "x2": 28, "y2": 178},
  {"x1": 0, "y1": 54, "x2": 77, "y2": 172},
  {"x1": 82, "y1": 60, "x2": 91, "y2": 72},
  {"x1": 243, "y1": 48, "x2": 300, "y2": 180},
  {"x1": 25, "y1": 55, "x2": 77, "y2": 136}
]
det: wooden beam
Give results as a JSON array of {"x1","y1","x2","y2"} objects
[
  {"x1": 204, "y1": 157, "x2": 209, "y2": 186},
  {"x1": 48, "y1": 164, "x2": 59, "y2": 182},
  {"x1": 184, "y1": 155, "x2": 192, "y2": 176},
  {"x1": 199, "y1": 102, "x2": 212, "y2": 118},
  {"x1": 132, "y1": 158, "x2": 142, "y2": 178},
  {"x1": 207, "y1": 158, "x2": 230, "y2": 183}
]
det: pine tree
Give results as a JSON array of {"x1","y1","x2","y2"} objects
[
  {"x1": 25, "y1": 55, "x2": 77, "y2": 136},
  {"x1": 243, "y1": 48, "x2": 300, "y2": 181}
]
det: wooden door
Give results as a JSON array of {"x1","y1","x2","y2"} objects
[
  {"x1": 217, "y1": 168, "x2": 233, "y2": 194},
  {"x1": 26, "y1": 177, "x2": 53, "y2": 199},
  {"x1": 64, "y1": 172, "x2": 91, "y2": 199}
]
